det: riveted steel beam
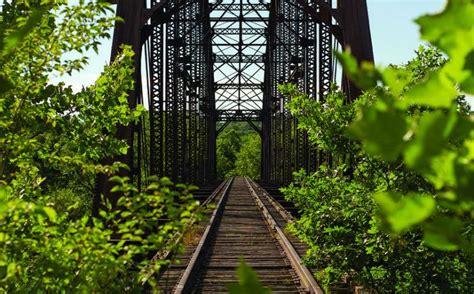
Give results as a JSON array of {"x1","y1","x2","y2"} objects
[{"x1": 101, "y1": 0, "x2": 373, "y2": 191}]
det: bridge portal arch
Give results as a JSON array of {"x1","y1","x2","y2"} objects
[{"x1": 95, "y1": 0, "x2": 374, "y2": 204}]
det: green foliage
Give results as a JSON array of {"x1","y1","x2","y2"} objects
[
  {"x1": 0, "y1": 0, "x2": 138, "y2": 208},
  {"x1": 283, "y1": 170, "x2": 474, "y2": 293},
  {"x1": 217, "y1": 124, "x2": 244, "y2": 178},
  {"x1": 217, "y1": 122, "x2": 261, "y2": 179},
  {"x1": 280, "y1": 1, "x2": 474, "y2": 291},
  {"x1": 337, "y1": 0, "x2": 474, "y2": 250},
  {"x1": 0, "y1": 177, "x2": 200, "y2": 292},
  {"x1": 0, "y1": 1, "x2": 201, "y2": 291},
  {"x1": 281, "y1": 84, "x2": 355, "y2": 154},
  {"x1": 228, "y1": 260, "x2": 272, "y2": 294},
  {"x1": 233, "y1": 133, "x2": 261, "y2": 180}
]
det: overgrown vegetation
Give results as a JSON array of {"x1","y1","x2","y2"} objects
[
  {"x1": 280, "y1": 0, "x2": 474, "y2": 292},
  {"x1": 1, "y1": 0, "x2": 473, "y2": 292},
  {"x1": 0, "y1": 1, "x2": 200, "y2": 291},
  {"x1": 217, "y1": 122, "x2": 261, "y2": 179}
]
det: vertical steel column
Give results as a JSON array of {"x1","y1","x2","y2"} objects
[
  {"x1": 338, "y1": 0, "x2": 374, "y2": 102},
  {"x1": 94, "y1": 0, "x2": 145, "y2": 216},
  {"x1": 304, "y1": 4, "x2": 318, "y2": 173},
  {"x1": 203, "y1": 0, "x2": 216, "y2": 183},
  {"x1": 265, "y1": 0, "x2": 319, "y2": 184},
  {"x1": 147, "y1": 0, "x2": 214, "y2": 185},
  {"x1": 149, "y1": 0, "x2": 164, "y2": 179},
  {"x1": 318, "y1": 0, "x2": 333, "y2": 101},
  {"x1": 262, "y1": 0, "x2": 277, "y2": 183}
]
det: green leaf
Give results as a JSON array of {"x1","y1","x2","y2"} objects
[
  {"x1": 402, "y1": 71, "x2": 458, "y2": 108},
  {"x1": 424, "y1": 230, "x2": 459, "y2": 251},
  {"x1": 459, "y1": 50, "x2": 474, "y2": 94},
  {"x1": 423, "y1": 217, "x2": 467, "y2": 251},
  {"x1": 7, "y1": 262, "x2": 17, "y2": 278},
  {"x1": 180, "y1": 211, "x2": 191, "y2": 218},
  {"x1": 404, "y1": 110, "x2": 455, "y2": 170},
  {"x1": 120, "y1": 211, "x2": 132, "y2": 218},
  {"x1": 228, "y1": 260, "x2": 272, "y2": 294},
  {"x1": 336, "y1": 51, "x2": 380, "y2": 90},
  {"x1": 416, "y1": 0, "x2": 474, "y2": 57},
  {"x1": 374, "y1": 192, "x2": 436, "y2": 233},
  {"x1": 348, "y1": 104, "x2": 407, "y2": 161},
  {"x1": 416, "y1": 0, "x2": 474, "y2": 95},
  {"x1": 427, "y1": 151, "x2": 457, "y2": 190},
  {"x1": 2, "y1": 8, "x2": 48, "y2": 57},
  {"x1": 42, "y1": 207, "x2": 57, "y2": 222},
  {"x1": 453, "y1": 160, "x2": 474, "y2": 201},
  {"x1": 0, "y1": 186, "x2": 7, "y2": 203},
  {"x1": 382, "y1": 66, "x2": 413, "y2": 97}
]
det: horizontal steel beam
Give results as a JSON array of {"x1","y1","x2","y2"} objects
[
  {"x1": 215, "y1": 54, "x2": 264, "y2": 63},
  {"x1": 215, "y1": 83, "x2": 263, "y2": 90},
  {"x1": 217, "y1": 110, "x2": 262, "y2": 121},
  {"x1": 211, "y1": 4, "x2": 268, "y2": 11},
  {"x1": 214, "y1": 28, "x2": 266, "y2": 35},
  {"x1": 212, "y1": 43, "x2": 266, "y2": 46},
  {"x1": 210, "y1": 17, "x2": 268, "y2": 22}
]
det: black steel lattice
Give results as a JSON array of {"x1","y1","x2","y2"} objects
[{"x1": 95, "y1": 0, "x2": 374, "y2": 208}]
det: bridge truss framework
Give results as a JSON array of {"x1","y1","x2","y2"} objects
[{"x1": 95, "y1": 0, "x2": 373, "y2": 203}]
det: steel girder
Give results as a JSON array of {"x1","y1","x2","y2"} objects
[
  {"x1": 97, "y1": 0, "x2": 373, "y2": 200},
  {"x1": 261, "y1": 0, "x2": 374, "y2": 184},
  {"x1": 147, "y1": 0, "x2": 215, "y2": 185},
  {"x1": 263, "y1": 0, "x2": 322, "y2": 184},
  {"x1": 93, "y1": 0, "x2": 146, "y2": 216},
  {"x1": 211, "y1": 0, "x2": 269, "y2": 122}
]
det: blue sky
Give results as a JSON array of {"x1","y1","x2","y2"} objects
[
  {"x1": 63, "y1": 0, "x2": 448, "y2": 90},
  {"x1": 368, "y1": 0, "x2": 445, "y2": 65}
]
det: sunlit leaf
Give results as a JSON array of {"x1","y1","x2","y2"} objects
[
  {"x1": 42, "y1": 207, "x2": 57, "y2": 222},
  {"x1": 336, "y1": 51, "x2": 381, "y2": 90},
  {"x1": 382, "y1": 66, "x2": 413, "y2": 97},
  {"x1": 404, "y1": 110, "x2": 455, "y2": 170},
  {"x1": 228, "y1": 260, "x2": 272, "y2": 294},
  {"x1": 2, "y1": 8, "x2": 48, "y2": 57},
  {"x1": 402, "y1": 71, "x2": 458, "y2": 108},
  {"x1": 416, "y1": 0, "x2": 474, "y2": 95},
  {"x1": 427, "y1": 151, "x2": 457, "y2": 190},
  {"x1": 423, "y1": 231, "x2": 459, "y2": 251},
  {"x1": 348, "y1": 104, "x2": 407, "y2": 161},
  {"x1": 374, "y1": 192, "x2": 436, "y2": 233},
  {"x1": 423, "y1": 217, "x2": 468, "y2": 251}
]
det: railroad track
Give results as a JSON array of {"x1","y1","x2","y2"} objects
[{"x1": 157, "y1": 176, "x2": 322, "y2": 293}]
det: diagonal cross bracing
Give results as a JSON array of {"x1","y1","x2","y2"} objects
[
  {"x1": 135, "y1": 0, "x2": 373, "y2": 187},
  {"x1": 211, "y1": 0, "x2": 269, "y2": 122}
]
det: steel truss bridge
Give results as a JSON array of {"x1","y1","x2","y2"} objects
[{"x1": 96, "y1": 0, "x2": 373, "y2": 201}]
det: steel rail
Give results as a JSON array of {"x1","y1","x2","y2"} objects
[
  {"x1": 173, "y1": 177, "x2": 234, "y2": 293},
  {"x1": 140, "y1": 179, "x2": 229, "y2": 285},
  {"x1": 244, "y1": 177, "x2": 323, "y2": 294},
  {"x1": 247, "y1": 179, "x2": 294, "y2": 223},
  {"x1": 172, "y1": 176, "x2": 321, "y2": 293}
]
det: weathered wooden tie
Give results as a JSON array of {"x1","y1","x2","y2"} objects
[{"x1": 157, "y1": 177, "x2": 322, "y2": 294}]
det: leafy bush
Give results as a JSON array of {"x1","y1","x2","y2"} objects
[
  {"x1": 0, "y1": 1, "x2": 202, "y2": 291},
  {"x1": 280, "y1": 0, "x2": 474, "y2": 292},
  {"x1": 0, "y1": 177, "x2": 200, "y2": 292},
  {"x1": 283, "y1": 170, "x2": 474, "y2": 293},
  {"x1": 217, "y1": 122, "x2": 261, "y2": 179},
  {"x1": 233, "y1": 133, "x2": 261, "y2": 180},
  {"x1": 0, "y1": 0, "x2": 141, "y2": 210},
  {"x1": 338, "y1": 0, "x2": 474, "y2": 250}
]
